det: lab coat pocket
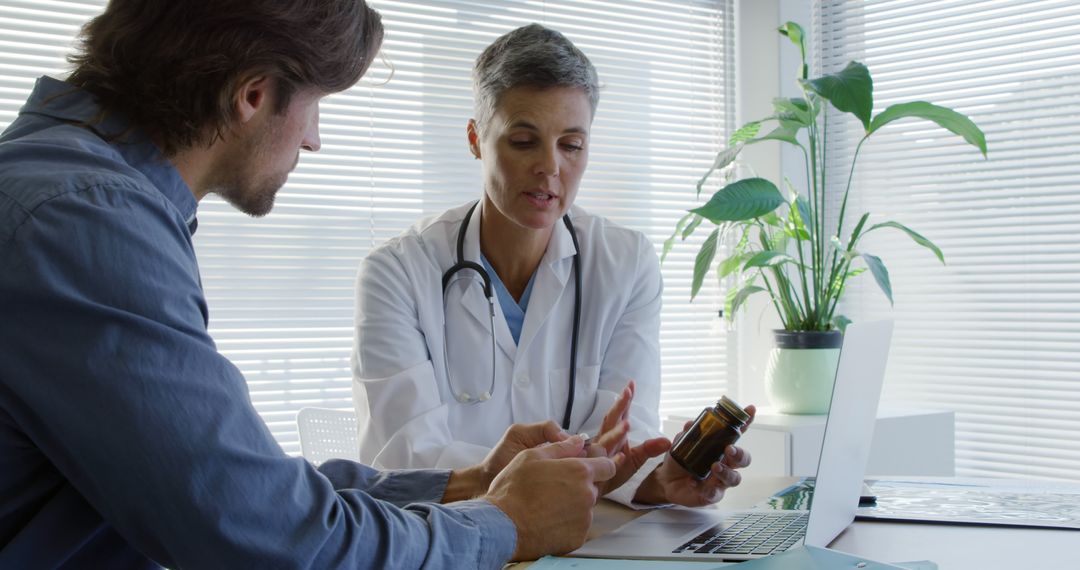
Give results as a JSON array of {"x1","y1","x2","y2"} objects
[{"x1": 548, "y1": 363, "x2": 601, "y2": 431}]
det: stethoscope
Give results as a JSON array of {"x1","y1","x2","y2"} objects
[{"x1": 440, "y1": 200, "x2": 582, "y2": 430}]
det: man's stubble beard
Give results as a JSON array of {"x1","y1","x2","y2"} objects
[{"x1": 211, "y1": 121, "x2": 294, "y2": 218}]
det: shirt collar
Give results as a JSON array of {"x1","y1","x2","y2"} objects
[
  {"x1": 463, "y1": 202, "x2": 579, "y2": 287},
  {"x1": 542, "y1": 206, "x2": 580, "y2": 265},
  {"x1": 21, "y1": 76, "x2": 199, "y2": 232}
]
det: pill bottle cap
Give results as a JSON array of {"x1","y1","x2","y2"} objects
[{"x1": 716, "y1": 395, "x2": 750, "y2": 425}]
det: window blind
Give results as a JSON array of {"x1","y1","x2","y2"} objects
[
  {"x1": 814, "y1": 0, "x2": 1080, "y2": 481},
  {"x1": 0, "y1": 0, "x2": 735, "y2": 454}
]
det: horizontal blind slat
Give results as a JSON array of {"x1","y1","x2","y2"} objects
[
  {"x1": 0, "y1": 0, "x2": 735, "y2": 454},
  {"x1": 817, "y1": 0, "x2": 1080, "y2": 482}
]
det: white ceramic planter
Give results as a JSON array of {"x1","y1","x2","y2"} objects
[{"x1": 764, "y1": 330, "x2": 842, "y2": 414}]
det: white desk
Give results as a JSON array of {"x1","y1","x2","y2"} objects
[
  {"x1": 567, "y1": 476, "x2": 1080, "y2": 569},
  {"x1": 664, "y1": 407, "x2": 955, "y2": 478}
]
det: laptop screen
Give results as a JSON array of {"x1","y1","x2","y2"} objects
[{"x1": 804, "y1": 320, "x2": 894, "y2": 547}]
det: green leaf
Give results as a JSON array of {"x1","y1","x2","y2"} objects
[
  {"x1": 831, "y1": 235, "x2": 857, "y2": 262},
  {"x1": 718, "y1": 252, "x2": 747, "y2": 279},
  {"x1": 795, "y1": 195, "x2": 813, "y2": 236},
  {"x1": 867, "y1": 221, "x2": 945, "y2": 264},
  {"x1": 777, "y1": 22, "x2": 808, "y2": 79},
  {"x1": 770, "y1": 230, "x2": 791, "y2": 256},
  {"x1": 778, "y1": 22, "x2": 805, "y2": 52},
  {"x1": 772, "y1": 97, "x2": 812, "y2": 125},
  {"x1": 784, "y1": 226, "x2": 811, "y2": 241},
  {"x1": 850, "y1": 212, "x2": 871, "y2": 243},
  {"x1": 681, "y1": 214, "x2": 703, "y2": 239},
  {"x1": 832, "y1": 314, "x2": 852, "y2": 332},
  {"x1": 830, "y1": 267, "x2": 867, "y2": 296},
  {"x1": 804, "y1": 61, "x2": 873, "y2": 131},
  {"x1": 749, "y1": 124, "x2": 801, "y2": 146},
  {"x1": 744, "y1": 250, "x2": 796, "y2": 269},
  {"x1": 661, "y1": 211, "x2": 695, "y2": 263},
  {"x1": 691, "y1": 178, "x2": 785, "y2": 223},
  {"x1": 869, "y1": 101, "x2": 987, "y2": 157},
  {"x1": 861, "y1": 253, "x2": 893, "y2": 306},
  {"x1": 696, "y1": 146, "x2": 744, "y2": 198},
  {"x1": 733, "y1": 224, "x2": 752, "y2": 252},
  {"x1": 760, "y1": 210, "x2": 784, "y2": 227},
  {"x1": 660, "y1": 234, "x2": 675, "y2": 264},
  {"x1": 691, "y1": 228, "x2": 720, "y2": 300},
  {"x1": 729, "y1": 121, "x2": 762, "y2": 145},
  {"x1": 778, "y1": 118, "x2": 805, "y2": 133},
  {"x1": 726, "y1": 284, "x2": 766, "y2": 321}
]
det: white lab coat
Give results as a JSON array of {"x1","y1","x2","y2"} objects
[{"x1": 352, "y1": 201, "x2": 664, "y2": 506}]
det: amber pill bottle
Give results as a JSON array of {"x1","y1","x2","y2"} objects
[{"x1": 669, "y1": 395, "x2": 749, "y2": 479}]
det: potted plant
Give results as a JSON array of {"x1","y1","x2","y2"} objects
[{"x1": 663, "y1": 22, "x2": 987, "y2": 413}]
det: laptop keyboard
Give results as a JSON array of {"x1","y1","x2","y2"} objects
[{"x1": 672, "y1": 512, "x2": 808, "y2": 556}]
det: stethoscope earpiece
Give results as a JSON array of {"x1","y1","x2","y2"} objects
[{"x1": 456, "y1": 391, "x2": 472, "y2": 404}]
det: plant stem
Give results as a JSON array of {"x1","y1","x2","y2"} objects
[
  {"x1": 817, "y1": 108, "x2": 829, "y2": 328},
  {"x1": 824, "y1": 134, "x2": 869, "y2": 314},
  {"x1": 795, "y1": 147, "x2": 814, "y2": 324},
  {"x1": 784, "y1": 264, "x2": 807, "y2": 323},
  {"x1": 824, "y1": 256, "x2": 852, "y2": 323},
  {"x1": 757, "y1": 222, "x2": 797, "y2": 324},
  {"x1": 806, "y1": 96, "x2": 822, "y2": 325},
  {"x1": 757, "y1": 268, "x2": 791, "y2": 330}
]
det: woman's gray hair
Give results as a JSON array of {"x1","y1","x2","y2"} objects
[{"x1": 472, "y1": 23, "x2": 599, "y2": 134}]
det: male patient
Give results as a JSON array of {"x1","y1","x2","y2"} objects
[{"x1": 0, "y1": 1, "x2": 637, "y2": 567}]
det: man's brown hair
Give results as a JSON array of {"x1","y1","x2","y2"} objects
[{"x1": 68, "y1": 0, "x2": 383, "y2": 156}]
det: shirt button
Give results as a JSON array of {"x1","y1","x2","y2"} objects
[{"x1": 515, "y1": 373, "x2": 530, "y2": 386}]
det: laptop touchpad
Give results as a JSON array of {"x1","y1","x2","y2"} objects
[{"x1": 618, "y1": 521, "x2": 703, "y2": 538}]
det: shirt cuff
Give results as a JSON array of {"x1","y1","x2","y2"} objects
[
  {"x1": 317, "y1": 459, "x2": 451, "y2": 507},
  {"x1": 450, "y1": 499, "x2": 517, "y2": 569},
  {"x1": 603, "y1": 455, "x2": 669, "y2": 510}
]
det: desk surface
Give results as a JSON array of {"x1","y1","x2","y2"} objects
[{"x1": 522, "y1": 476, "x2": 1080, "y2": 569}]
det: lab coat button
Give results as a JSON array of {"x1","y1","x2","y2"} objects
[{"x1": 515, "y1": 373, "x2": 529, "y2": 386}]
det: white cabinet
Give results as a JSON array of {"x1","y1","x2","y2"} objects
[{"x1": 662, "y1": 407, "x2": 954, "y2": 477}]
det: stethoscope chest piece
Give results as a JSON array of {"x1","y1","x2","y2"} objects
[{"x1": 455, "y1": 390, "x2": 492, "y2": 404}]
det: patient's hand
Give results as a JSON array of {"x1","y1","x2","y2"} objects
[
  {"x1": 587, "y1": 380, "x2": 671, "y2": 496},
  {"x1": 482, "y1": 420, "x2": 570, "y2": 486},
  {"x1": 634, "y1": 405, "x2": 756, "y2": 507},
  {"x1": 444, "y1": 421, "x2": 571, "y2": 502}
]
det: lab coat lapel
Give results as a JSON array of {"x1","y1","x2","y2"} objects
[
  {"x1": 455, "y1": 284, "x2": 517, "y2": 361},
  {"x1": 453, "y1": 207, "x2": 517, "y2": 361},
  {"x1": 516, "y1": 217, "x2": 577, "y2": 358}
]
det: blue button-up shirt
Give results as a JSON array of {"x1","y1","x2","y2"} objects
[{"x1": 0, "y1": 76, "x2": 515, "y2": 568}]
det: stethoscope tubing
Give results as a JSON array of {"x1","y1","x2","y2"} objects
[{"x1": 440, "y1": 200, "x2": 581, "y2": 431}]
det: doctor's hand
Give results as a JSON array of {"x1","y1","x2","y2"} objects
[
  {"x1": 587, "y1": 380, "x2": 672, "y2": 496},
  {"x1": 485, "y1": 436, "x2": 617, "y2": 561},
  {"x1": 634, "y1": 404, "x2": 756, "y2": 507}
]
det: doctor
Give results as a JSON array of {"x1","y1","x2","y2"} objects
[{"x1": 352, "y1": 23, "x2": 753, "y2": 507}]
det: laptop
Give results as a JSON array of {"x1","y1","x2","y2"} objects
[{"x1": 572, "y1": 320, "x2": 894, "y2": 561}]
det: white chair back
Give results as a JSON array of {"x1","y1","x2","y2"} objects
[{"x1": 296, "y1": 407, "x2": 360, "y2": 467}]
